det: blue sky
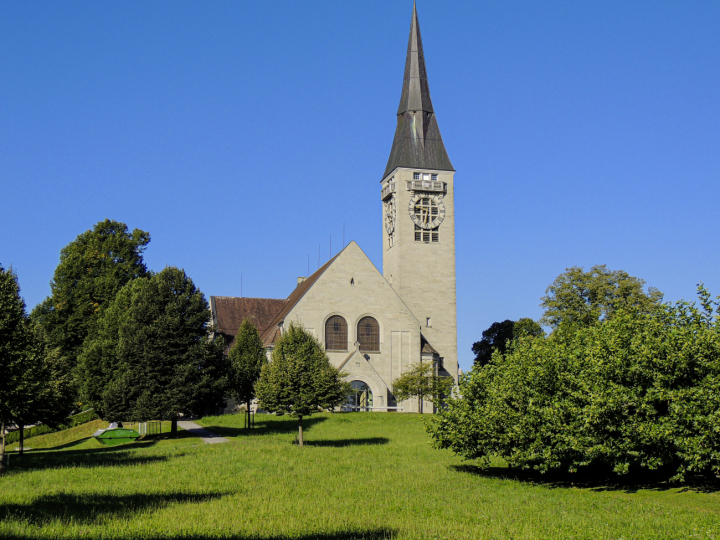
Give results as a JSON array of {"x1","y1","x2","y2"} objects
[{"x1": 1, "y1": 1, "x2": 719, "y2": 372}]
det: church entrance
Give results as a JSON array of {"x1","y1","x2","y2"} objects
[{"x1": 347, "y1": 381, "x2": 373, "y2": 411}]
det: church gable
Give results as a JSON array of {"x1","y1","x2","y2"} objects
[{"x1": 283, "y1": 241, "x2": 420, "y2": 339}]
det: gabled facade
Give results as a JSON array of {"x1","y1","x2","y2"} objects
[{"x1": 211, "y1": 3, "x2": 458, "y2": 412}]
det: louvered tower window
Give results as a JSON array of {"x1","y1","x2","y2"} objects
[
  {"x1": 357, "y1": 317, "x2": 380, "y2": 352},
  {"x1": 325, "y1": 316, "x2": 348, "y2": 351}
]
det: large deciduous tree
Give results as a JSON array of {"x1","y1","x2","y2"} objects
[
  {"x1": 540, "y1": 264, "x2": 662, "y2": 329},
  {"x1": 392, "y1": 362, "x2": 454, "y2": 413},
  {"x1": 78, "y1": 267, "x2": 229, "y2": 435},
  {"x1": 32, "y1": 219, "x2": 150, "y2": 377},
  {"x1": 228, "y1": 319, "x2": 267, "y2": 429},
  {"x1": 429, "y1": 285, "x2": 720, "y2": 482},
  {"x1": 255, "y1": 323, "x2": 350, "y2": 447}
]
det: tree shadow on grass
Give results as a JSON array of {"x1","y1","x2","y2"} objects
[
  {"x1": 198, "y1": 416, "x2": 328, "y2": 439},
  {"x1": 303, "y1": 437, "x2": 390, "y2": 448},
  {"x1": 451, "y1": 464, "x2": 720, "y2": 494},
  {"x1": 0, "y1": 530, "x2": 396, "y2": 540},
  {"x1": 4, "y1": 439, "x2": 173, "y2": 474},
  {"x1": 0, "y1": 491, "x2": 227, "y2": 525}
]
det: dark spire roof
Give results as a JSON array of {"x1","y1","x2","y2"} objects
[{"x1": 382, "y1": 2, "x2": 453, "y2": 180}]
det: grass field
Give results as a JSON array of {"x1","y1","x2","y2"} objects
[{"x1": 0, "y1": 412, "x2": 718, "y2": 539}]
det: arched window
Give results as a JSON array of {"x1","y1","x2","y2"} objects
[
  {"x1": 357, "y1": 316, "x2": 380, "y2": 352},
  {"x1": 325, "y1": 315, "x2": 348, "y2": 351}
]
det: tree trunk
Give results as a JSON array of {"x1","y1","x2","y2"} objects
[
  {"x1": 171, "y1": 417, "x2": 178, "y2": 438},
  {"x1": 18, "y1": 424, "x2": 23, "y2": 456},
  {"x1": 0, "y1": 420, "x2": 6, "y2": 475},
  {"x1": 247, "y1": 401, "x2": 251, "y2": 430},
  {"x1": 298, "y1": 417, "x2": 303, "y2": 448},
  {"x1": 418, "y1": 394, "x2": 423, "y2": 414}
]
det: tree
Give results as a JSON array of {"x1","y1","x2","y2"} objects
[
  {"x1": 10, "y1": 325, "x2": 74, "y2": 456},
  {"x1": 0, "y1": 267, "x2": 73, "y2": 472},
  {"x1": 228, "y1": 319, "x2": 267, "y2": 429},
  {"x1": 428, "y1": 285, "x2": 720, "y2": 482},
  {"x1": 0, "y1": 265, "x2": 26, "y2": 474},
  {"x1": 392, "y1": 362, "x2": 454, "y2": 413},
  {"x1": 255, "y1": 323, "x2": 350, "y2": 447},
  {"x1": 472, "y1": 320, "x2": 514, "y2": 368},
  {"x1": 78, "y1": 267, "x2": 229, "y2": 435},
  {"x1": 540, "y1": 264, "x2": 663, "y2": 329},
  {"x1": 32, "y1": 219, "x2": 150, "y2": 380},
  {"x1": 472, "y1": 318, "x2": 544, "y2": 367}
]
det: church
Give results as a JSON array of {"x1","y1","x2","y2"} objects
[{"x1": 210, "y1": 4, "x2": 458, "y2": 413}]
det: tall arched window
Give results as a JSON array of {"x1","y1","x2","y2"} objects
[
  {"x1": 325, "y1": 315, "x2": 348, "y2": 351},
  {"x1": 357, "y1": 316, "x2": 380, "y2": 352}
]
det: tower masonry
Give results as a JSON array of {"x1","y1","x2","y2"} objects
[{"x1": 381, "y1": 3, "x2": 458, "y2": 381}]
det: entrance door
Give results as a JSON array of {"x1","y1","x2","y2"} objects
[{"x1": 348, "y1": 381, "x2": 373, "y2": 411}]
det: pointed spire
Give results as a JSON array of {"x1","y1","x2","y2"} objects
[
  {"x1": 383, "y1": 3, "x2": 453, "y2": 180},
  {"x1": 397, "y1": 1, "x2": 433, "y2": 115}
]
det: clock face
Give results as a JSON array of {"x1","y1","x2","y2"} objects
[
  {"x1": 409, "y1": 194, "x2": 445, "y2": 230},
  {"x1": 384, "y1": 198, "x2": 396, "y2": 234}
]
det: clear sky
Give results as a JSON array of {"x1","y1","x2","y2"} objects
[{"x1": 2, "y1": 1, "x2": 719, "y2": 372}]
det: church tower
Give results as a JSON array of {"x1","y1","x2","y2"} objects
[{"x1": 381, "y1": 3, "x2": 458, "y2": 381}]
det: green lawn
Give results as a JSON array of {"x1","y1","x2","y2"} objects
[{"x1": 0, "y1": 412, "x2": 718, "y2": 539}]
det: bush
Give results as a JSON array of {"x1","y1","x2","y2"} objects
[
  {"x1": 428, "y1": 286, "x2": 720, "y2": 481},
  {"x1": 5, "y1": 408, "x2": 98, "y2": 445}
]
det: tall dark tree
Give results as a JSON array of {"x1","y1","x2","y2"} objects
[
  {"x1": 540, "y1": 265, "x2": 663, "y2": 329},
  {"x1": 0, "y1": 265, "x2": 26, "y2": 473},
  {"x1": 0, "y1": 267, "x2": 73, "y2": 470},
  {"x1": 228, "y1": 319, "x2": 266, "y2": 429},
  {"x1": 78, "y1": 267, "x2": 229, "y2": 435},
  {"x1": 473, "y1": 319, "x2": 545, "y2": 368},
  {"x1": 472, "y1": 320, "x2": 515, "y2": 368},
  {"x1": 255, "y1": 323, "x2": 350, "y2": 447},
  {"x1": 32, "y1": 220, "x2": 150, "y2": 378}
]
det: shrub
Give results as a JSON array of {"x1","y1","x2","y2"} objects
[
  {"x1": 5, "y1": 408, "x2": 99, "y2": 445},
  {"x1": 428, "y1": 286, "x2": 720, "y2": 481}
]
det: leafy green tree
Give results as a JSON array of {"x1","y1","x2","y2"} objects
[
  {"x1": 429, "y1": 285, "x2": 720, "y2": 482},
  {"x1": 228, "y1": 319, "x2": 267, "y2": 429},
  {"x1": 392, "y1": 362, "x2": 454, "y2": 413},
  {"x1": 0, "y1": 267, "x2": 73, "y2": 471},
  {"x1": 32, "y1": 219, "x2": 150, "y2": 380},
  {"x1": 78, "y1": 267, "x2": 229, "y2": 435},
  {"x1": 513, "y1": 318, "x2": 544, "y2": 339},
  {"x1": 540, "y1": 264, "x2": 662, "y2": 329},
  {"x1": 472, "y1": 318, "x2": 544, "y2": 367},
  {"x1": 255, "y1": 323, "x2": 350, "y2": 447},
  {"x1": 10, "y1": 325, "x2": 74, "y2": 456},
  {"x1": 0, "y1": 265, "x2": 26, "y2": 473}
]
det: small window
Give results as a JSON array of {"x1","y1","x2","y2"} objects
[
  {"x1": 357, "y1": 317, "x2": 380, "y2": 352},
  {"x1": 426, "y1": 317, "x2": 432, "y2": 327},
  {"x1": 431, "y1": 174, "x2": 438, "y2": 181},
  {"x1": 325, "y1": 315, "x2": 348, "y2": 351},
  {"x1": 415, "y1": 224, "x2": 440, "y2": 243},
  {"x1": 413, "y1": 172, "x2": 420, "y2": 180}
]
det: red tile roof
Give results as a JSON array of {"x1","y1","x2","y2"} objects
[{"x1": 210, "y1": 296, "x2": 287, "y2": 348}]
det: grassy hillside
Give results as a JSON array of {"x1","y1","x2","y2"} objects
[{"x1": 0, "y1": 412, "x2": 718, "y2": 539}]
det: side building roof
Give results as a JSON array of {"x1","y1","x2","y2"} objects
[{"x1": 210, "y1": 296, "x2": 288, "y2": 348}]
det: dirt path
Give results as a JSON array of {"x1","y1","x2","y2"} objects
[{"x1": 177, "y1": 421, "x2": 229, "y2": 444}]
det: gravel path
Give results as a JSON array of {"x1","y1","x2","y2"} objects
[{"x1": 177, "y1": 421, "x2": 229, "y2": 444}]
